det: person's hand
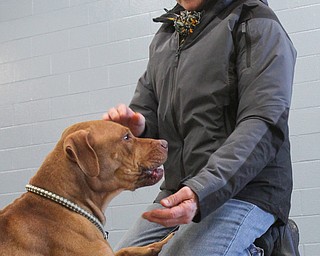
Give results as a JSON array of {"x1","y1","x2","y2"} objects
[
  {"x1": 103, "y1": 104, "x2": 145, "y2": 137},
  {"x1": 142, "y1": 186, "x2": 199, "y2": 227}
]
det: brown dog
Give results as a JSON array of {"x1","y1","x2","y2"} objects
[{"x1": 0, "y1": 120, "x2": 171, "y2": 256}]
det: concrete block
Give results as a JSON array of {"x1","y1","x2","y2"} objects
[
  {"x1": 0, "y1": 169, "x2": 35, "y2": 194},
  {"x1": 109, "y1": 59, "x2": 147, "y2": 87},
  {"x1": 293, "y1": 216, "x2": 320, "y2": 244},
  {"x1": 32, "y1": 30, "x2": 69, "y2": 57},
  {"x1": 14, "y1": 99, "x2": 51, "y2": 125},
  {"x1": 129, "y1": 0, "x2": 176, "y2": 16},
  {"x1": 293, "y1": 161, "x2": 320, "y2": 189},
  {"x1": 33, "y1": 0, "x2": 69, "y2": 15},
  {"x1": 88, "y1": 0, "x2": 130, "y2": 23},
  {"x1": 289, "y1": 0, "x2": 320, "y2": 8},
  {"x1": 52, "y1": 48, "x2": 89, "y2": 74},
  {"x1": 12, "y1": 144, "x2": 53, "y2": 170},
  {"x1": 89, "y1": 85, "x2": 135, "y2": 114},
  {"x1": 0, "y1": 0, "x2": 32, "y2": 22},
  {"x1": 290, "y1": 190, "x2": 302, "y2": 217},
  {"x1": 291, "y1": 30, "x2": 320, "y2": 57},
  {"x1": 291, "y1": 81, "x2": 320, "y2": 109},
  {"x1": 301, "y1": 188, "x2": 320, "y2": 215},
  {"x1": 70, "y1": 0, "x2": 96, "y2": 7},
  {"x1": 70, "y1": 66, "x2": 109, "y2": 93},
  {"x1": 130, "y1": 36, "x2": 152, "y2": 61},
  {"x1": 276, "y1": 6, "x2": 319, "y2": 34},
  {"x1": 13, "y1": 56, "x2": 51, "y2": 82},
  {"x1": 90, "y1": 40, "x2": 130, "y2": 67},
  {"x1": 289, "y1": 107, "x2": 320, "y2": 136},
  {"x1": 0, "y1": 125, "x2": 33, "y2": 150},
  {"x1": 294, "y1": 56, "x2": 320, "y2": 84},
  {"x1": 0, "y1": 63, "x2": 14, "y2": 85},
  {"x1": 51, "y1": 93, "x2": 91, "y2": 119},
  {"x1": 0, "y1": 38, "x2": 32, "y2": 64},
  {"x1": 291, "y1": 134, "x2": 320, "y2": 162},
  {"x1": 0, "y1": 193, "x2": 23, "y2": 210},
  {"x1": 32, "y1": 119, "x2": 71, "y2": 145},
  {"x1": 268, "y1": 0, "x2": 289, "y2": 11},
  {"x1": 12, "y1": 74, "x2": 69, "y2": 103},
  {"x1": 0, "y1": 84, "x2": 14, "y2": 106},
  {"x1": 70, "y1": 22, "x2": 110, "y2": 49},
  {"x1": 109, "y1": 14, "x2": 151, "y2": 42},
  {"x1": 42, "y1": 5, "x2": 88, "y2": 32},
  {"x1": 0, "y1": 150, "x2": 12, "y2": 172},
  {"x1": 0, "y1": 105, "x2": 14, "y2": 128},
  {"x1": 304, "y1": 243, "x2": 320, "y2": 256}
]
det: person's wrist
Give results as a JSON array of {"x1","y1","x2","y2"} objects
[{"x1": 191, "y1": 189, "x2": 200, "y2": 214}]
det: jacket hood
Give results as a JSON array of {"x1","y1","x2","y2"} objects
[
  {"x1": 201, "y1": 0, "x2": 269, "y2": 11},
  {"x1": 154, "y1": 0, "x2": 269, "y2": 23},
  {"x1": 154, "y1": 0, "x2": 268, "y2": 34},
  {"x1": 179, "y1": 0, "x2": 269, "y2": 11}
]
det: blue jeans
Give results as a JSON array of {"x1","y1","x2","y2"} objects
[{"x1": 115, "y1": 199, "x2": 275, "y2": 255}]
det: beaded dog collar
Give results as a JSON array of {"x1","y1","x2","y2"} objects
[{"x1": 26, "y1": 184, "x2": 108, "y2": 240}]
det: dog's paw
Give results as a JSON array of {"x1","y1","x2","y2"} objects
[
  {"x1": 147, "y1": 232, "x2": 175, "y2": 255},
  {"x1": 114, "y1": 233, "x2": 174, "y2": 256}
]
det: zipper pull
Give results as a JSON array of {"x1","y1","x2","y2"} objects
[{"x1": 241, "y1": 22, "x2": 246, "y2": 34}]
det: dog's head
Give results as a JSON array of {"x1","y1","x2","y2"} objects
[{"x1": 61, "y1": 120, "x2": 167, "y2": 192}]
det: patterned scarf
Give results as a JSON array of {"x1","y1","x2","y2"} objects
[{"x1": 155, "y1": 9, "x2": 202, "y2": 45}]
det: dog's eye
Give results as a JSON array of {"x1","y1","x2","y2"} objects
[{"x1": 123, "y1": 133, "x2": 131, "y2": 141}]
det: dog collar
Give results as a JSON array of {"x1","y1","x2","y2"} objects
[{"x1": 25, "y1": 184, "x2": 108, "y2": 240}]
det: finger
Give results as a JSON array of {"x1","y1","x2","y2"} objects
[
  {"x1": 117, "y1": 110, "x2": 144, "y2": 137},
  {"x1": 143, "y1": 208, "x2": 192, "y2": 227},
  {"x1": 143, "y1": 200, "x2": 196, "y2": 221},
  {"x1": 117, "y1": 104, "x2": 134, "y2": 124},
  {"x1": 161, "y1": 186, "x2": 195, "y2": 208},
  {"x1": 146, "y1": 216, "x2": 185, "y2": 227},
  {"x1": 143, "y1": 206, "x2": 184, "y2": 220},
  {"x1": 102, "y1": 112, "x2": 111, "y2": 121},
  {"x1": 102, "y1": 108, "x2": 116, "y2": 121},
  {"x1": 131, "y1": 112, "x2": 143, "y2": 125},
  {"x1": 103, "y1": 105, "x2": 145, "y2": 136},
  {"x1": 131, "y1": 112, "x2": 145, "y2": 131},
  {"x1": 104, "y1": 107, "x2": 121, "y2": 122}
]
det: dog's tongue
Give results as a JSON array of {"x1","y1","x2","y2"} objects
[
  {"x1": 144, "y1": 167, "x2": 164, "y2": 185},
  {"x1": 152, "y1": 167, "x2": 164, "y2": 178},
  {"x1": 146, "y1": 167, "x2": 163, "y2": 178}
]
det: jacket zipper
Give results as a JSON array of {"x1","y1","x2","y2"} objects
[
  {"x1": 171, "y1": 43, "x2": 182, "y2": 136},
  {"x1": 241, "y1": 21, "x2": 251, "y2": 68},
  {"x1": 170, "y1": 36, "x2": 182, "y2": 135},
  {"x1": 170, "y1": 36, "x2": 187, "y2": 178}
]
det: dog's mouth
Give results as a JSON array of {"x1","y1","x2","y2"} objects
[{"x1": 138, "y1": 166, "x2": 164, "y2": 187}]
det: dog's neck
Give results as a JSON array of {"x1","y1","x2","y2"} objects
[
  {"x1": 26, "y1": 184, "x2": 109, "y2": 240},
  {"x1": 28, "y1": 144, "x2": 125, "y2": 239},
  {"x1": 29, "y1": 149, "x2": 109, "y2": 227}
]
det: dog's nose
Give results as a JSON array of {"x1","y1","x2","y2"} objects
[{"x1": 160, "y1": 140, "x2": 168, "y2": 149}]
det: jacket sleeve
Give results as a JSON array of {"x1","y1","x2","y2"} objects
[
  {"x1": 129, "y1": 68, "x2": 159, "y2": 139},
  {"x1": 183, "y1": 17, "x2": 297, "y2": 221}
]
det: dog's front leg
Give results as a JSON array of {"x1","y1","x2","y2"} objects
[{"x1": 114, "y1": 233, "x2": 173, "y2": 256}]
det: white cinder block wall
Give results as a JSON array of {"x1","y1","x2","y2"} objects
[{"x1": 0, "y1": 0, "x2": 319, "y2": 254}]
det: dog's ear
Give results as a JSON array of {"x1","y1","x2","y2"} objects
[{"x1": 63, "y1": 130, "x2": 100, "y2": 177}]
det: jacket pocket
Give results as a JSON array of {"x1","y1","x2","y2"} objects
[{"x1": 241, "y1": 21, "x2": 252, "y2": 68}]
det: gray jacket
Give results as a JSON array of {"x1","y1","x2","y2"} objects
[{"x1": 130, "y1": 0, "x2": 297, "y2": 224}]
